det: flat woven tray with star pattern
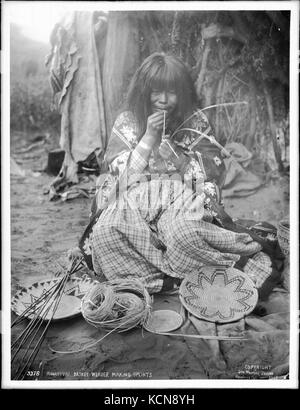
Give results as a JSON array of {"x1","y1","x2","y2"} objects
[
  {"x1": 179, "y1": 266, "x2": 258, "y2": 323},
  {"x1": 12, "y1": 275, "x2": 98, "y2": 321}
]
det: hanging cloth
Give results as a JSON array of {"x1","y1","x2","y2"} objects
[{"x1": 46, "y1": 11, "x2": 107, "y2": 198}]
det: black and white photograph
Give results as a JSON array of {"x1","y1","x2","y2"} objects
[{"x1": 2, "y1": 1, "x2": 299, "y2": 390}]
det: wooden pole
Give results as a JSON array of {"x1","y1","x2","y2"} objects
[
  {"x1": 245, "y1": 77, "x2": 257, "y2": 150},
  {"x1": 195, "y1": 39, "x2": 212, "y2": 100},
  {"x1": 263, "y1": 85, "x2": 284, "y2": 172},
  {"x1": 102, "y1": 11, "x2": 140, "y2": 136}
]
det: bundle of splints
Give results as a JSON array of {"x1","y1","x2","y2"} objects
[
  {"x1": 11, "y1": 257, "x2": 83, "y2": 380},
  {"x1": 81, "y1": 279, "x2": 152, "y2": 332}
]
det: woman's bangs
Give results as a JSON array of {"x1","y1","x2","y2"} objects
[{"x1": 148, "y1": 63, "x2": 181, "y2": 93}]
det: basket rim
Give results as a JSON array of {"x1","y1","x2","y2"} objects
[{"x1": 278, "y1": 220, "x2": 290, "y2": 230}]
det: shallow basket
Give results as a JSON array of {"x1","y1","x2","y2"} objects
[
  {"x1": 179, "y1": 266, "x2": 258, "y2": 324},
  {"x1": 277, "y1": 220, "x2": 290, "y2": 257},
  {"x1": 11, "y1": 274, "x2": 98, "y2": 321}
]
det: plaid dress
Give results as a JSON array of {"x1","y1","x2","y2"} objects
[{"x1": 81, "y1": 110, "x2": 273, "y2": 293}]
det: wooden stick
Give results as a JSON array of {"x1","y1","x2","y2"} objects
[
  {"x1": 170, "y1": 101, "x2": 248, "y2": 140},
  {"x1": 12, "y1": 258, "x2": 83, "y2": 327},
  {"x1": 12, "y1": 278, "x2": 62, "y2": 350},
  {"x1": 173, "y1": 127, "x2": 232, "y2": 158},
  {"x1": 12, "y1": 258, "x2": 83, "y2": 379},
  {"x1": 12, "y1": 281, "x2": 59, "y2": 327},
  {"x1": 12, "y1": 288, "x2": 63, "y2": 376},
  {"x1": 11, "y1": 264, "x2": 74, "y2": 346},
  {"x1": 161, "y1": 111, "x2": 179, "y2": 161},
  {"x1": 18, "y1": 284, "x2": 67, "y2": 379},
  {"x1": 15, "y1": 271, "x2": 71, "y2": 379},
  {"x1": 12, "y1": 298, "x2": 55, "y2": 368},
  {"x1": 12, "y1": 269, "x2": 70, "y2": 365},
  {"x1": 162, "y1": 110, "x2": 166, "y2": 138},
  {"x1": 12, "y1": 294, "x2": 54, "y2": 355},
  {"x1": 147, "y1": 331, "x2": 247, "y2": 341},
  {"x1": 165, "y1": 140, "x2": 179, "y2": 159},
  {"x1": 263, "y1": 85, "x2": 284, "y2": 172}
]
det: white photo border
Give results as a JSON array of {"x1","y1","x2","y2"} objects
[{"x1": 2, "y1": 0, "x2": 299, "y2": 389}]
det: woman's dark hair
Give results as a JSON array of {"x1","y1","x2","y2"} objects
[{"x1": 125, "y1": 52, "x2": 197, "y2": 138}]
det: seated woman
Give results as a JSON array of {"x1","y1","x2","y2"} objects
[{"x1": 79, "y1": 52, "x2": 276, "y2": 294}]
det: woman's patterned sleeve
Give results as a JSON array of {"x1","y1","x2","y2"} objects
[{"x1": 105, "y1": 111, "x2": 148, "y2": 176}]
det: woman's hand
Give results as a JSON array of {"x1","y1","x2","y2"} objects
[
  {"x1": 145, "y1": 111, "x2": 165, "y2": 140},
  {"x1": 67, "y1": 246, "x2": 82, "y2": 261}
]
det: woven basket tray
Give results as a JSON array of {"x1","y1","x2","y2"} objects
[
  {"x1": 277, "y1": 220, "x2": 290, "y2": 257},
  {"x1": 179, "y1": 266, "x2": 258, "y2": 323},
  {"x1": 12, "y1": 275, "x2": 98, "y2": 321}
]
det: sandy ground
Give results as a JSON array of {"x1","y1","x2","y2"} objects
[{"x1": 9, "y1": 131, "x2": 290, "y2": 381}]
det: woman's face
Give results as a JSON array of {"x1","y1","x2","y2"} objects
[{"x1": 150, "y1": 89, "x2": 178, "y2": 115}]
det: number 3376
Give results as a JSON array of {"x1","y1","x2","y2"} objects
[{"x1": 27, "y1": 371, "x2": 40, "y2": 377}]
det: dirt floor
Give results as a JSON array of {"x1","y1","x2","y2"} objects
[{"x1": 9, "y1": 131, "x2": 290, "y2": 382}]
